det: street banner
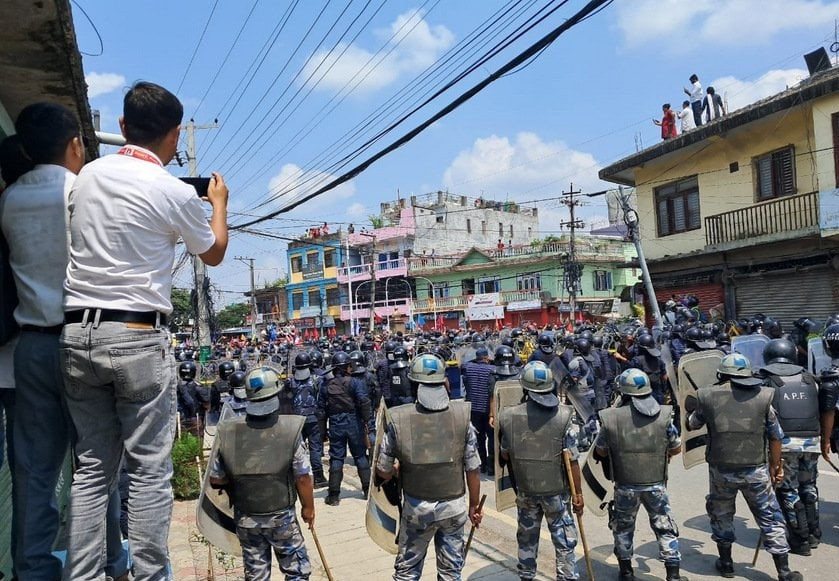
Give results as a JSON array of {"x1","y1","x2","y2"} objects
[
  {"x1": 365, "y1": 402, "x2": 400, "y2": 555},
  {"x1": 731, "y1": 334, "x2": 770, "y2": 369},
  {"x1": 493, "y1": 380, "x2": 524, "y2": 512},
  {"x1": 676, "y1": 350, "x2": 723, "y2": 470},
  {"x1": 808, "y1": 337, "x2": 831, "y2": 376}
]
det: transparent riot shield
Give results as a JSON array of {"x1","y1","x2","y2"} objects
[
  {"x1": 676, "y1": 350, "x2": 724, "y2": 470},
  {"x1": 808, "y1": 337, "x2": 831, "y2": 376},
  {"x1": 731, "y1": 334, "x2": 770, "y2": 369}
]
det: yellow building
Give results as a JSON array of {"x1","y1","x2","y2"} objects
[{"x1": 600, "y1": 66, "x2": 839, "y2": 325}]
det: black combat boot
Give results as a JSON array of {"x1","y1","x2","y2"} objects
[
  {"x1": 773, "y1": 553, "x2": 804, "y2": 581},
  {"x1": 324, "y1": 469, "x2": 342, "y2": 506},
  {"x1": 618, "y1": 558, "x2": 634, "y2": 581},
  {"x1": 804, "y1": 500, "x2": 821, "y2": 548},
  {"x1": 358, "y1": 466, "x2": 371, "y2": 498},
  {"x1": 665, "y1": 562, "x2": 686, "y2": 580},
  {"x1": 788, "y1": 502, "x2": 811, "y2": 556},
  {"x1": 715, "y1": 543, "x2": 734, "y2": 578},
  {"x1": 312, "y1": 468, "x2": 328, "y2": 489}
]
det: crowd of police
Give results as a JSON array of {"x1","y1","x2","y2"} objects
[{"x1": 189, "y1": 306, "x2": 839, "y2": 581}]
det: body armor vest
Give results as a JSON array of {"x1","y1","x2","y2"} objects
[
  {"x1": 389, "y1": 368, "x2": 412, "y2": 403},
  {"x1": 698, "y1": 383, "x2": 774, "y2": 469},
  {"x1": 291, "y1": 377, "x2": 318, "y2": 417},
  {"x1": 498, "y1": 401, "x2": 573, "y2": 495},
  {"x1": 217, "y1": 414, "x2": 304, "y2": 515},
  {"x1": 770, "y1": 373, "x2": 819, "y2": 438},
  {"x1": 639, "y1": 354, "x2": 663, "y2": 390},
  {"x1": 599, "y1": 405, "x2": 672, "y2": 485},
  {"x1": 387, "y1": 401, "x2": 471, "y2": 501},
  {"x1": 326, "y1": 375, "x2": 356, "y2": 415},
  {"x1": 819, "y1": 365, "x2": 839, "y2": 412}
]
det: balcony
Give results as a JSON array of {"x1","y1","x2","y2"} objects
[
  {"x1": 704, "y1": 191, "x2": 819, "y2": 250},
  {"x1": 411, "y1": 289, "x2": 547, "y2": 313},
  {"x1": 337, "y1": 258, "x2": 408, "y2": 283},
  {"x1": 339, "y1": 297, "x2": 412, "y2": 321}
]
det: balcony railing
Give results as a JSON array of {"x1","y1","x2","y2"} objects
[
  {"x1": 337, "y1": 258, "x2": 408, "y2": 283},
  {"x1": 339, "y1": 297, "x2": 412, "y2": 321},
  {"x1": 411, "y1": 290, "x2": 547, "y2": 313},
  {"x1": 704, "y1": 191, "x2": 819, "y2": 248}
]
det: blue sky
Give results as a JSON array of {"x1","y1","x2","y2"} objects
[{"x1": 72, "y1": 0, "x2": 839, "y2": 304}]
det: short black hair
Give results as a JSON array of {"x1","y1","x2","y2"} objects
[
  {"x1": 14, "y1": 102, "x2": 80, "y2": 165},
  {"x1": 123, "y1": 81, "x2": 183, "y2": 144},
  {"x1": 683, "y1": 100, "x2": 690, "y2": 107},
  {"x1": 707, "y1": 86, "x2": 716, "y2": 95},
  {"x1": 663, "y1": 103, "x2": 671, "y2": 109},
  {"x1": 689, "y1": 74, "x2": 699, "y2": 82},
  {"x1": 0, "y1": 135, "x2": 35, "y2": 187}
]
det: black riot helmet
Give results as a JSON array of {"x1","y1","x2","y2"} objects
[
  {"x1": 348, "y1": 350, "x2": 367, "y2": 375},
  {"x1": 501, "y1": 336, "x2": 514, "y2": 348},
  {"x1": 493, "y1": 345, "x2": 517, "y2": 377},
  {"x1": 537, "y1": 333, "x2": 554, "y2": 354},
  {"x1": 178, "y1": 361, "x2": 196, "y2": 381},
  {"x1": 579, "y1": 329, "x2": 594, "y2": 343},
  {"x1": 331, "y1": 351, "x2": 350, "y2": 372},
  {"x1": 824, "y1": 323, "x2": 839, "y2": 358},
  {"x1": 763, "y1": 338, "x2": 798, "y2": 366},
  {"x1": 218, "y1": 361, "x2": 235, "y2": 380},
  {"x1": 763, "y1": 318, "x2": 783, "y2": 339},
  {"x1": 684, "y1": 326, "x2": 702, "y2": 345},
  {"x1": 309, "y1": 349, "x2": 324, "y2": 369},
  {"x1": 294, "y1": 352, "x2": 313, "y2": 369},
  {"x1": 391, "y1": 345, "x2": 409, "y2": 369},
  {"x1": 825, "y1": 314, "x2": 839, "y2": 329},
  {"x1": 510, "y1": 328, "x2": 523, "y2": 338},
  {"x1": 591, "y1": 335, "x2": 603, "y2": 349},
  {"x1": 229, "y1": 371, "x2": 246, "y2": 389},
  {"x1": 636, "y1": 333, "x2": 661, "y2": 357},
  {"x1": 343, "y1": 340, "x2": 358, "y2": 353}
]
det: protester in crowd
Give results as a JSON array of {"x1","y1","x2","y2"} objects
[{"x1": 654, "y1": 103, "x2": 678, "y2": 140}]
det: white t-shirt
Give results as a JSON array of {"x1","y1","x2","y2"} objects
[
  {"x1": 64, "y1": 146, "x2": 215, "y2": 315},
  {"x1": 688, "y1": 81, "x2": 703, "y2": 103},
  {"x1": 0, "y1": 164, "x2": 74, "y2": 327},
  {"x1": 679, "y1": 105, "x2": 696, "y2": 132}
]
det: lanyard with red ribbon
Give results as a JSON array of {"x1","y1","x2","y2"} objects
[{"x1": 117, "y1": 146, "x2": 163, "y2": 167}]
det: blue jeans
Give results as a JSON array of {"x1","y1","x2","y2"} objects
[
  {"x1": 13, "y1": 331, "x2": 71, "y2": 581},
  {"x1": 61, "y1": 321, "x2": 176, "y2": 581}
]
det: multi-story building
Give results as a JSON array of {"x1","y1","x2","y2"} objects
[
  {"x1": 243, "y1": 285, "x2": 289, "y2": 326},
  {"x1": 285, "y1": 231, "x2": 345, "y2": 335},
  {"x1": 336, "y1": 191, "x2": 540, "y2": 331},
  {"x1": 408, "y1": 235, "x2": 639, "y2": 329},
  {"x1": 599, "y1": 63, "x2": 839, "y2": 326}
]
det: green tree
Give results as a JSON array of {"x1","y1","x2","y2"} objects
[
  {"x1": 216, "y1": 302, "x2": 250, "y2": 330},
  {"x1": 169, "y1": 288, "x2": 193, "y2": 332},
  {"x1": 267, "y1": 275, "x2": 288, "y2": 288}
]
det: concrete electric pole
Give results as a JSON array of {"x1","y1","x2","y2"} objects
[
  {"x1": 235, "y1": 256, "x2": 258, "y2": 341},
  {"x1": 560, "y1": 184, "x2": 584, "y2": 320}
]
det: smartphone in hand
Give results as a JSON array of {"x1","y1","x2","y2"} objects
[{"x1": 180, "y1": 177, "x2": 211, "y2": 197}]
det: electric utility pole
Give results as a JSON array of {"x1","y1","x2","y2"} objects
[
  {"x1": 235, "y1": 256, "x2": 257, "y2": 341},
  {"x1": 186, "y1": 118, "x2": 218, "y2": 353},
  {"x1": 560, "y1": 184, "x2": 585, "y2": 320}
]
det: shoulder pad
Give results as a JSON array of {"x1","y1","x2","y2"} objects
[
  {"x1": 821, "y1": 365, "x2": 839, "y2": 380},
  {"x1": 819, "y1": 374, "x2": 839, "y2": 412}
]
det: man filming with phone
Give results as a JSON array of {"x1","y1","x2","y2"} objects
[{"x1": 60, "y1": 81, "x2": 228, "y2": 581}]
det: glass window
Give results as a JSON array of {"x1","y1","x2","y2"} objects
[
  {"x1": 593, "y1": 270, "x2": 613, "y2": 291},
  {"x1": 326, "y1": 287, "x2": 341, "y2": 306},
  {"x1": 292, "y1": 292, "x2": 304, "y2": 309},
  {"x1": 466, "y1": 219, "x2": 472, "y2": 233},
  {"x1": 290, "y1": 255, "x2": 302, "y2": 273},
  {"x1": 431, "y1": 282, "x2": 450, "y2": 298},
  {"x1": 654, "y1": 176, "x2": 700, "y2": 237},
  {"x1": 308, "y1": 289, "x2": 321, "y2": 308},
  {"x1": 306, "y1": 251, "x2": 319, "y2": 266},
  {"x1": 754, "y1": 146, "x2": 795, "y2": 201},
  {"x1": 516, "y1": 272, "x2": 542, "y2": 291},
  {"x1": 323, "y1": 249, "x2": 336, "y2": 268},
  {"x1": 477, "y1": 276, "x2": 500, "y2": 294},
  {"x1": 498, "y1": 223, "x2": 504, "y2": 237}
]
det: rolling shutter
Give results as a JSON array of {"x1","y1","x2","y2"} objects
[{"x1": 734, "y1": 267, "x2": 836, "y2": 327}]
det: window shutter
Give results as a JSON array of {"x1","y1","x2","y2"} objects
[
  {"x1": 775, "y1": 148, "x2": 795, "y2": 196},
  {"x1": 757, "y1": 155, "x2": 773, "y2": 200},
  {"x1": 673, "y1": 197, "x2": 687, "y2": 232},
  {"x1": 658, "y1": 199, "x2": 670, "y2": 235},
  {"x1": 687, "y1": 191, "x2": 700, "y2": 229}
]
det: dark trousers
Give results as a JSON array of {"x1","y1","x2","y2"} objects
[
  {"x1": 691, "y1": 100, "x2": 703, "y2": 126},
  {"x1": 471, "y1": 410, "x2": 494, "y2": 469},
  {"x1": 302, "y1": 418, "x2": 323, "y2": 474}
]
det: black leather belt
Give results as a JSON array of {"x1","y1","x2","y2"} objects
[
  {"x1": 65, "y1": 309, "x2": 167, "y2": 327},
  {"x1": 20, "y1": 324, "x2": 64, "y2": 335}
]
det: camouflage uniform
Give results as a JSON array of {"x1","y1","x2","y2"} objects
[
  {"x1": 500, "y1": 424, "x2": 581, "y2": 581},
  {"x1": 594, "y1": 421, "x2": 681, "y2": 563},
  {"x1": 376, "y1": 422, "x2": 481, "y2": 580},
  {"x1": 689, "y1": 407, "x2": 790, "y2": 553},
  {"x1": 210, "y1": 440, "x2": 312, "y2": 580}
]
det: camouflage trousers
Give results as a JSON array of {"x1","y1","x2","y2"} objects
[
  {"x1": 394, "y1": 508, "x2": 467, "y2": 580},
  {"x1": 236, "y1": 513, "x2": 311, "y2": 580},
  {"x1": 706, "y1": 465, "x2": 789, "y2": 554},
  {"x1": 608, "y1": 484, "x2": 680, "y2": 563},
  {"x1": 777, "y1": 451, "x2": 820, "y2": 536},
  {"x1": 515, "y1": 492, "x2": 578, "y2": 581}
]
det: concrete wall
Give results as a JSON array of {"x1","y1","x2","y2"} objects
[{"x1": 633, "y1": 93, "x2": 839, "y2": 261}]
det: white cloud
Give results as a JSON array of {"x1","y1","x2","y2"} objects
[
  {"x1": 441, "y1": 132, "x2": 614, "y2": 234},
  {"x1": 617, "y1": 0, "x2": 835, "y2": 47},
  {"x1": 708, "y1": 68, "x2": 808, "y2": 112},
  {"x1": 346, "y1": 202, "x2": 368, "y2": 218},
  {"x1": 85, "y1": 72, "x2": 126, "y2": 98},
  {"x1": 304, "y1": 9, "x2": 454, "y2": 92},
  {"x1": 266, "y1": 163, "x2": 356, "y2": 217}
]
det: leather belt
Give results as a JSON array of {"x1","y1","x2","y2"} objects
[
  {"x1": 65, "y1": 309, "x2": 167, "y2": 327},
  {"x1": 20, "y1": 324, "x2": 64, "y2": 335}
]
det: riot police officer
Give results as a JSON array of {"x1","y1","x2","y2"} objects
[
  {"x1": 317, "y1": 351, "x2": 371, "y2": 505},
  {"x1": 289, "y1": 352, "x2": 327, "y2": 489},
  {"x1": 528, "y1": 332, "x2": 557, "y2": 364},
  {"x1": 384, "y1": 345, "x2": 413, "y2": 408},
  {"x1": 819, "y1": 323, "x2": 839, "y2": 471},
  {"x1": 628, "y1": 334, "x2": 668, "y2": 404},
  {"x1": 593, "y1": 335, "x2": 616, "y2": 410},
  {"x1": 497, "y1": 361, "x2": 583, "y2": 581},
  {"x1": 487, "y1": 345, "x2": 521, "y2": 430},
  {"x1": 688, "y1": 354, "x2": 803, "y2": 581},
  {"x1": 349, "y1": 350, "x2": 378, "y2": 458},
  {"x1": 221, "y1": 370, "x2": 248, "y2": 418},
  {"x1": 760, "y1": 338, "x2": 821, "y2": 555},
  {"x1": 177, "y1": 361, "x2": 201, "y2": 434},
  {"x1": 209, "y1": 360, "x2": 236, "y2": 420},
  {"x1": 376, "y1": 340, "x2": 397, "y2": 399},
  {"x1": 375, "y1": 353, "x2": 482, "y2": 580},
  {"x1": 209, "y1": 366, "x2": 314, "y2": 579},
  {"x1": 594, "y1": 369, "x2": 683, "y2": 581}
]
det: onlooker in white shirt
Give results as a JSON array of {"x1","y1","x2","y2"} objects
[
  {"x1": 678, "y1": 100, "x2": 696, "y2": 133},
  {"x1": 60, "y1": 81, "x2": 229, "y2": 581},
  {"x1": 683, "y1": 74, "x2": 703, "y2": 127}
]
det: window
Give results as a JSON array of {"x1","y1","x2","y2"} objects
[
  {"x1": 509, "y1": 224, "x2": 513, "y2": 238},
  {"x1": 290, "y1": 255, "x2": 302, "y2": 273},
  {"x1": 499, "y1": 223, "x2": 504, "y2": 237},
  {"x1": 324, "y1": 248, "x2": 336, "y2": 268},
  {"x1": 435, "y1": 214, "x2": 444, "y2": 223},
  {"x1": 466, "y1": 219, "x2": 472, "y2": 233},
  {"x1": 593, "y1": 270, "x2": 613, "y2": 291},
  {"x1": 431, "y1": 282, "x2": 450, "y2": 298},
  {"x1": 754, "y1": 146, "x2": 795, "y2": 200},
  {"x1": 462, "y1": 278, "x2": 475, "y2": 296},
  {"x1": 308, "y1": 289, "x2": 321, "y2": 309},
  {"x1": 481, "y1": 221, "x2": 487, "y2": 235},
  {"x1": 527, "y1": 227, "x2": 532, "y2": 238},
  {"x1": 477, "y1": 276, "x2": 500, "y2": 294},
  {"x1": 655, "y1": 176, "x2": 700, "y2": 237},
  {"x1": 326, "y1": 287, "x2": 341, "y2": 306},
  {"x1": 516, "y1": 272, "x2": 542, "y2": 291},
  {"x1": 306, "y1": 251, "x2": 319, "y2": 266},
  {"x1": 292, "y1": 292, "x2": 304, "y2": 310}
]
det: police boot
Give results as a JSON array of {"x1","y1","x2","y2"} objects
[
  {"x1": 804, "y1": 500, "x2": 821, "y2": 548},
  {"x1": 358, "y1": 466, "x2": 371, "y2": 498},
  {"x1": 715, "y1": 543, "x2": 735, "y2": 578},
  {"x1": 773, "y1": 553, "x2": 804, "y2": 581},
  {"x1": 618, "y1": 559, "x2": 634, "y2": 581},
  {"x1": 313, "y1": 468, "x2": 328, "y2": 489},
  {"x1": 325, "y1": 469, "x2": 342, "y2": 506},
  {"x1": 788, "y1": 502, "x2": 811, "y2": 556},
  {"x1": 665, "y1": 562, "x2": 686, "y2": 581}
]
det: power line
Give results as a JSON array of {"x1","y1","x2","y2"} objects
[{"x1": 175, "y1": 0, "x2": 220, "y2": 94}]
